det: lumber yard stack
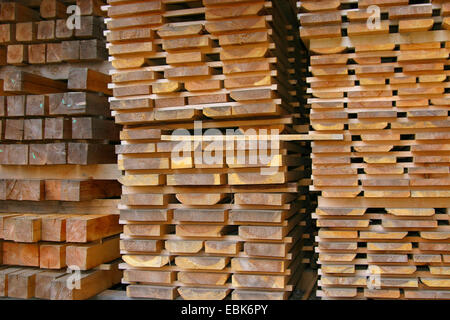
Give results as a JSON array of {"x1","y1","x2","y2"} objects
[
  {"x1": 0, "y1": 213, "x2": 122, "y2": 299},
  {"x1": 299, "y1": 0, "x2": 450, "y2": 299},
  {"x1": 0, "y1": 0, "x2": 122, "y2": 300},
  {"x1": 105, "y1": 0, "x2": 321, "y2": 300}
]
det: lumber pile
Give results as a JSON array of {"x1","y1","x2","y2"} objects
[
  {"x1": 105, "y1": 0, "x2": 317, "y2": 300},
  {"x1": 0, "y1": 0, "x2": 122, "y2": 299},
  {"x1": 0, "y1": 213, "x2": 122, "y2": 299},
  {"x1": 299, "y1": 0, "x2": 450, "y2": 299}
]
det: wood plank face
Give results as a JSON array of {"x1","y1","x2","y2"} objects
[
  {"x1": 0, "y1": 0, "x2": 121, "y2": 300},
  {"x1": 66, "y1": 215, "x2": 121, "y2": 243}
]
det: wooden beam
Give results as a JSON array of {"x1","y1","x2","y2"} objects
[
  {"x1": 28, "y1": 43, "x2": 46, "y2": 64},
  {"x1": 0, "y1": 2, "x2": 41, "y2": 22},
  {"x1": 37, "y1": 20, "x2": 55, "y2": 41},
  {"x1": 24, "y1": 118, "x2": 44, "y2": 140},
  {"x1": 41, "y1": 214, "x2": 69, "y2": 242},
  {"x1": 44, "y1": 117, "x2": 72, "y2": 139},
  {"x1": 5, "y1": 180, "x2": 44, "y2": 201},
  {"x1": 2, "y1": 242, "x2": 39, "y2": 267},
  {"x1": 7, "y1": 44, "x2": 28, "y2": 65},
  {"x1": 67, "y1": 68, "x2": 112, "y2": 95},
  {"x1": 66, "y1": 236, "x2": 120, "y2": 270},
  {"x1": 16, "y1": 21, "x2": 37, "y2": 42},
  {"x1": 12, "y1": 215, "x2": 41, "y2": 242},
  {"x1": 67, "y1": 143, "x2": 116, "y2": 165},
  {"x1": 66, "y1": 214, "x2": 121, "y2": 243},
  {"x1": 0, "y1": 267, "x2": 23, "y2": 296},
  {"x1": 44, "y1": 180, "x2": 121, "y2": 201},
  {"x1": 39, "y1": 243, "x2": 67, "y2": 269},
  {"x1": 6, "y1": 95, "x2": 26, "y2": 116},
  {"x1": 77, "y1": 0, "x2": 106, "y2": 17},
  {"x1": 71, "y1": 118, "x2": 119, "y2": 140},
  {"x1": 3, "y1": 71, "x2": 67, "y2": 94},
  {"x1": 35, "y1": 271, "x2": 67, "y2": 299},
  {"x1": 7, "y1": 269, "x2": 42, "y2": 299},
  {"x1": 26, "y1": 94, "x2": 48, "y2": 116},
  {"x1": 0, "y1": 24, "x2": 15, "y2": 44},
  {"x1": 0, "y1": 144, "x2": 29, "y2": 165},
  {"x1": 48, "y1": 92, "x2": 110, "y2": 116},
  {"x1": 40, "y1": 0, "x2": 67, "y2": 19},
  {"x1": 46, "y1": 42, "x2": 63, "y2": 63},
  {"x1": 50, "y1": 267, "x2": 122, "y2": 300}
]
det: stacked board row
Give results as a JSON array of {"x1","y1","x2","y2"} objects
[
  {"x1": 0, "y1": 213, "x2": 122, "y2": 299},
  {"x1": 0, "y1": 0, "x2": 122, "y2": 300},
  {"x1": 105, "y1": 0, "x2": 315, "y2": 300},
  {"x1": 0, "y1": 69, "x2": 118, "y2": 166},
  {"x1": 299, "y1": 0, "x2": 450, "y2": 299},
  {"x1": 0, "y1": 0, "x2": 107, "y2": 65}
]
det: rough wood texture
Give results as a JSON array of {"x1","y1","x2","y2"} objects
[
  {"x1": 66, "y1": 215, "x2": 122, "y2": 243},
  {"x1": 300, "y1": 1, "x2": 450, "y2": 300},
  {"x1": 3, "y1": 71, "x2": 67, "y2": 94},
  {"x1": 66, "y1": 236, "x2": 120, "y2": 270},
  {"x1": 50, "y1": 267, "x2": 122, "y2": 300},
  {"x1": 44, "y1": 180, "x2": 121, "y2": 201},
  {"x1": 7, "y1": 269, "x2": 42, "y2": 299},
  {"x1": 2, "y1": 242, "x2": 40, "y2": 267},
  {"x1": 0, "y1": 0, "x2": 121, "y2": 301},
  {"x1": 39, "y1": 243, "x2": 66, "y2": 269},
  {"x1": 67, "y1": 68, "x2": 112, "y2": 96},
  {"x1": 107, "y1": 0, "x2": 312, "y2": 300},
  {"x1": 40, "y1": 0, "x2": 67, "y2": 19},
  {"x1": 35, "y1": 271, "x2": 66, "y2": 299}
]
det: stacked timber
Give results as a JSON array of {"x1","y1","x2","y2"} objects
[
  {"x1": 0, "y1": 213, "x2": 122, "y2": 299},
  {"x1": 105, "y1": 0, "x2": 317, "y2": 300},
  {"x1": 0, "y1": 0, "x2": 122, "y2": 300},
  {"x1": 299, "y1": 0, "x2": 450, "y2": 299}
]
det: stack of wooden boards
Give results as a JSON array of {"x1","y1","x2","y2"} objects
[
  {"x1": 0, "y1": 213, "x2": 122, "y2": 299},
  {"x1": 299, "y1": 0, "x2": 450, "y2": 299},
  {"x1": 0, "y1": 0, "x2": 106, "y2": 65},
  {"x1": 0, "y1": 0, "x2": 123, "y2": 300},
  {"x1": 105, "y1": 0, "x2": 316, "y2": 300}
]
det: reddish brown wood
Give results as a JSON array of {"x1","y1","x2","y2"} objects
[
  {"x1": 4, "y1": 119, "x2": 24, "y2": 141},
  {"x1": 26, "y1": 95, "x2": 48, "y2": 116},
  {"x1": 24, "y1": 118, "x2": 44, "y2": 140},
  {"x1": 15, "y1": 22, "x2": 36, "y2": 42},
  {"x1": 28, "y1": 44, "x2": 46, "y2": 64},
  {"x1": 7, "y1": 44, "x2": 28, "y2": 65},
  {"x1": 40, "y1": 0, "x2": 67, "y2": 19},
  {"x1": 46, "y1": 42, "x2": 63, "y2": 63},
  {"x1": 39, "y1": 243, "x2": 67, "y2": 269},
  {"x1": 66, "y1": 215, "x2": 121, "y2": 243},
  {"x1": 37, "y1": 20, "x2": 55, "y2": 41},
  {"x1": 71, "y1": 118, "x2": 119, "y2": 140},
  {"x1": 2, "y1": 242, "x2": 40, "y2": 267},
  {"x1": 44, "y1": 117, "x2": 72, "y2": 139},
  {"x1": 68, "y1": 143, "x2": 116, "y2": 165},
  {"x1": 6, "y1": 95, "x2": 26, "y2": 116}
]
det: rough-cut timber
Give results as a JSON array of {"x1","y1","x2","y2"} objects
[
  {"x1": 106, "y1": 0, "x2": 316, "y2": 300},
  {"x1": 0, "y1": 0, "x2": 122, "y2": 300},
  {"x1": 299, "y1": 0, "x2": 450, "y2": 300}
]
